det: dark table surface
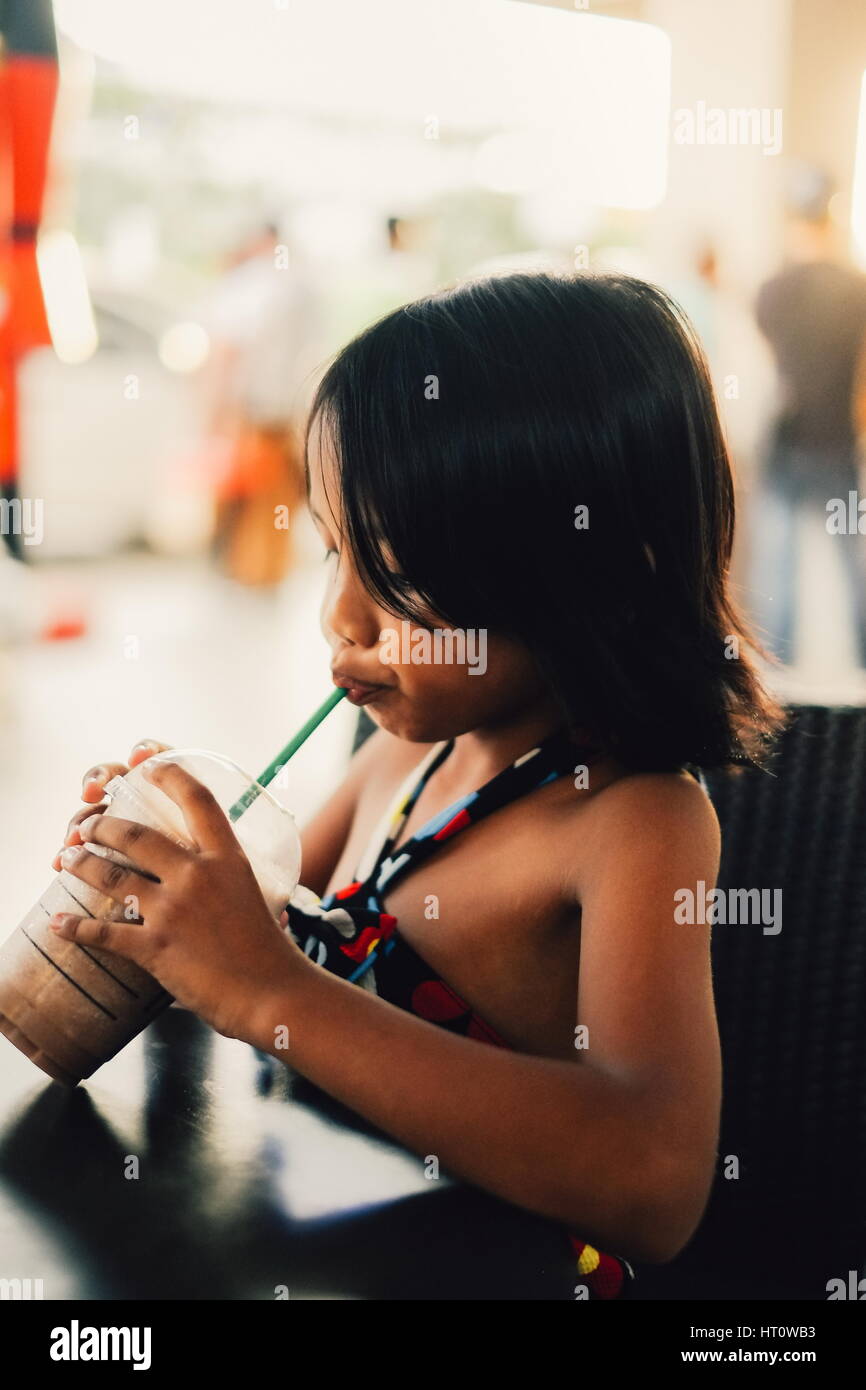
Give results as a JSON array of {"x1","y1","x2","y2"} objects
[{"x1": 0, "y1": 1006, "x2": 578, "y2": 1300}]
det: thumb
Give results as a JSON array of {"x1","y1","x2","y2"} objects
[{"x1": 49, "y1": 912, "x2": 149, "y2": 965}]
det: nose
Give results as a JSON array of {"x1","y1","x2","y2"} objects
[{"x1": 320, "y1": 550, "x2": 382, "y2": 653}]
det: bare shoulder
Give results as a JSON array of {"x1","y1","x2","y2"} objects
[
  {"x1": 562, "y1": 766, "x2": 721, "y2": 899},
  {"x1": 583, "y1": 767, "x2": 719, "y2": 842}
]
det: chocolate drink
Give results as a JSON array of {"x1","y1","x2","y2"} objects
[{"x1": 0, "y1": 750, "x2": 301, "y2": 1085}]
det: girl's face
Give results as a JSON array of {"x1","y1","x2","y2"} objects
[{"x1": 308, "y1": 428, "x2": 555, "y2": 743}]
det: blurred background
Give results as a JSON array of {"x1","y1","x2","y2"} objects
[{"x1": 2, "y1": 0, "x2": 865, "y2": 925}]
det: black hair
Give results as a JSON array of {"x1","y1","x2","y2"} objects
[{"x1": 305, "y1": 270, "x2": 785, "y2": 772}]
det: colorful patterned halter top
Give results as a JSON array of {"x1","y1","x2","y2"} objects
[{"x1": 284, "y1": 726, "x2": 635, "y2": 1299}]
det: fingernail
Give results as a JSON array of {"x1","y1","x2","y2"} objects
[
  {"x1": 49, "y1": 912, "x2": 75, "y2": 932},
  {"x1": 60, "y1": 846, "x2": 82, "y2": 864},
  {"x1": 84, "y1": 766, "x2": 107, "y2": 789},
  {"x1": 79, "y1": 814, "x2": 101, "y2": 838}
]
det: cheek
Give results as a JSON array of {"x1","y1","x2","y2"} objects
[
  {"x1": 366, "y1": 635, "x2": 543, "y2": 741},
  {"x1": 374, "y1": 620, "x2": 540, "y2": 712},
  {"x1": 385, "y1": 638, "x2": 503, "y2": 701}
]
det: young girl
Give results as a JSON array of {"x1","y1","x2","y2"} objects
[{"x1": 49, "y1": 271, "x2": 783, "y2": 1300}]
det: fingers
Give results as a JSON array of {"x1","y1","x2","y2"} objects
[
  {"x1": 140, "y1": 761, "x2": 236, "y2": 854},
  {"x1": 81, "y1": 763, "x2": 128, "y2": 803},
  {"x1": 128, "y1": 738, "x2": 172, "y2": 768},
  {"x1": 58, "y1": 843, "x2": 157, "y2": 914},
  {"x1": 74, "y1": 812, "x2": 188, "y2": 878},
  {"x1": 54, "y1": 801, "x2": 109, "y2": 870},
  {"x1": 79, "y1": 741, "x2": 171, "y2": 802},
  {"x1": 48, "y1": 912, "x2": 149, "y2": 967},
  {"x1": 66, "y1": 801, "x2": 108, "y2": 839},
  {"x1": 67, "y1": 739, "x2": 171, "y2": 860}
]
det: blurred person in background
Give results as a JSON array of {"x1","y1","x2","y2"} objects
[
  {"x1": 751, "y1": 164, "x2": 866, "y2": 670},
  {"x1": 201, "y1": 219, "x2": 320, "y2": 589}
]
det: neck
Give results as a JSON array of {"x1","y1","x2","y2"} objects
[{"x1": 441, "y1": 695, "x2": 580, "y2": 789}]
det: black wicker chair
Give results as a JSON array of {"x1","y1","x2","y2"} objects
[
  {"x1": 350, "y1": 705, "x2": 866, "y2": 1300},
  {"x1": 636, "y1": 704, "x2": 866, "y2": 1299}
]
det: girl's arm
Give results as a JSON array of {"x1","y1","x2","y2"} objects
[{"x1": 249, "y1": 772, "x2": 722, "y2": 1266}]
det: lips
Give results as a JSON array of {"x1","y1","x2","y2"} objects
[{"x1": 331, "y1": 668, "x2": 393, "y2": 706}]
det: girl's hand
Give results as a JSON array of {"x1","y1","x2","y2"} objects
[
  {"x1": 47, "y1": 758, "x2": 301, "y2": 1043},
  {"x1": 51, "y1": 738, "x2": 173, "y2": 873}
]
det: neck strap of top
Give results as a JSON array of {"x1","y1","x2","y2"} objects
[{"x1": 363, "y1": 726, "x2": 599, "y2": 900}]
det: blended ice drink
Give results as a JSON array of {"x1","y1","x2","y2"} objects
[{"x1": 0, "y1": 749, "x2": 302, "y2": 1086}]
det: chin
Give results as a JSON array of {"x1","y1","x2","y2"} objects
[{"x1": 367, "y1": 702, "x2": 463, "y2": 744}]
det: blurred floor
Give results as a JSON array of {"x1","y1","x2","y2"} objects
[{"x1": 0, "y1": 517, "x2": 358, "y2": 929}]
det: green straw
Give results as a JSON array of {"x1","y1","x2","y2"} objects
[{"x1": 228, "y1": 686, "x2": 347, "y2": 822}]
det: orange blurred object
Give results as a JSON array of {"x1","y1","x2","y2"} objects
[
  {"x1": 39, "y1": 611, "x2": 88, "y2": 643},
  {"x1": 0, "y1": 2, "x2": 59, "y2": 488}
]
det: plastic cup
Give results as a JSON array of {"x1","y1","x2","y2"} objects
[{"x1": 0, "y1": 749, "x2": 301, "y2": 1086}]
